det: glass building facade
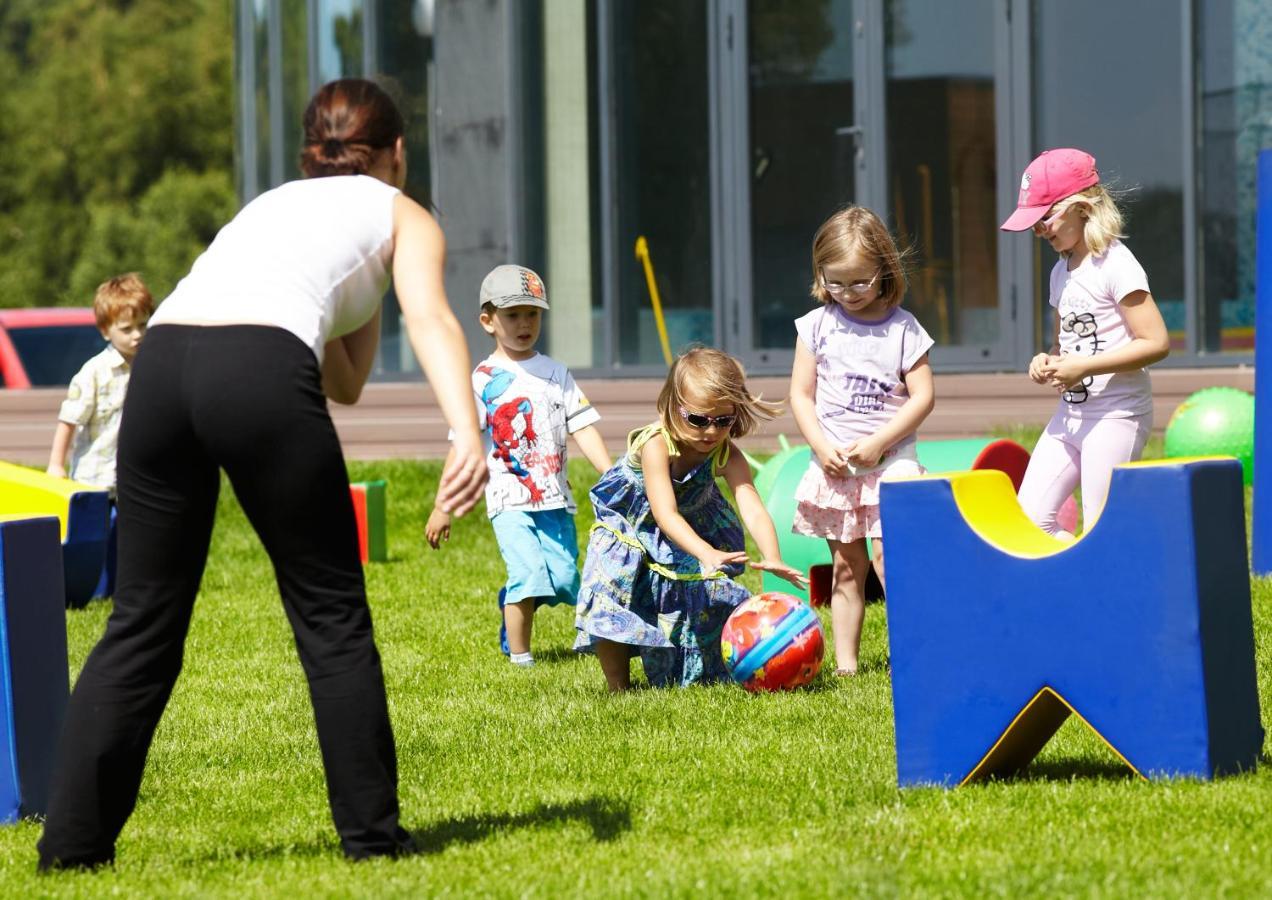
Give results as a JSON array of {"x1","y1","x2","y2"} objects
[{"x1": 234, "y1": 0, "x2": 1272, "y2": 379}]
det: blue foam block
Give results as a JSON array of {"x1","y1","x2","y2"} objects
[
  {"x1": 64, "y1": 490, "x2": 111, "y2": 608},
  {"x1": 880, "y1": 458, "x2": 1264, "y2": 787},
  {"x1": 0, "y1": 518, "x2": 70, "y2": 821}
]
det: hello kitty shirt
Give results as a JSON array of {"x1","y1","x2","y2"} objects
[{"x1": 1048, "y1": 239, "x2": 1152, "y2": 418}]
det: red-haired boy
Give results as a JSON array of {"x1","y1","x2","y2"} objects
[{"x1": 47, "y1": 273, "x2": 154, "y2": 490}]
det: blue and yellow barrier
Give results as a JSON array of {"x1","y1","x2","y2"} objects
[
  {"x1": 0, "y1": 516, "x2": 70, "y2": 820},
  {"x1": 880, "y1": 457, "x2": 1263, "y2": 786},
  {"x1": 0, "y1": 461, "x2": 110, "y2": 608}
]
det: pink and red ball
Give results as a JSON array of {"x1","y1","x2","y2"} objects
[{"x1": 721, "y1": 592, "x2": 824, "y2": 691}]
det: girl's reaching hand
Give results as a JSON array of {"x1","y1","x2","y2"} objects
[
  {"x1": 1028, "y1": 352, "x2": 1054, "y2": 384},
  {"x1": 698, "y1": 548, "x2": 751, "y2": 576},
  {"x1": 750, "y1": 558, "x2": 809, "y2": 590}
]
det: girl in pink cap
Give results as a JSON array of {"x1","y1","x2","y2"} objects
[
  {"x1": 1001, "y1": 148, "x2": 1170, "y2": 537},
  {"x1": 789, "y1": 206, "x2": 936, "y2": 675}
]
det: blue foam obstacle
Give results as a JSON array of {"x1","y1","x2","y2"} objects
[
  {"x1": 0, "y1": 461, "x2": 111, "y2": 608},
  {"x1": 879, "y1": 457, "x2": 1263, "y2": 787},
  {"x1": 0, "y1": 517, "x2": 70, "y2": 820}
]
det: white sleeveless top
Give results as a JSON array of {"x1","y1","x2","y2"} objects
[{"x1": 151, "y1": 175, "x2": 399, "y2": 362}]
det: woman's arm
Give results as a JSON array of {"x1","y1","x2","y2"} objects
[
  {"x1": 844, "y1": 354, "x2": 935, "y2": 468},
  {"x1": 571, "y1": 424, "x2": 611, "y2": 473},
  {"x1": 790, "y1": 340, "x2": 847, "y2": 476},
  {"x1": 1042, "y1": 291, "x2": 1170, "y2": 388},
  {"x1": 392, "y1": 194, "x2": 486, "y2": 516},
  {"x1": 322, "y1": 306, "x2": 382, "y2": 404},
  {"x1": 641, "y1": 438, "x2": 747, "y2": 573}
]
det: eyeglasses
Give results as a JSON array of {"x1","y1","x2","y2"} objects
[
  {"x1": 678, "y1": 406, "x2": 737, "y2": 430},
  {"x1": 822, "y1": 269, "x2": 881, "y2": 297}
]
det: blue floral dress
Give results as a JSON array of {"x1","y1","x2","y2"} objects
[{"x1": 574, "y1": 424, "x2": 750, "y2": 687}]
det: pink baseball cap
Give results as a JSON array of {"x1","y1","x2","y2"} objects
[{"x1": 1000, "y1": 148, "x2": 1100, "y2": 231}]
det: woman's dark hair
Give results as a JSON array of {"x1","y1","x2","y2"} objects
[{"x1": 300, "y1": 78, "x2": 405, "y2": 178}]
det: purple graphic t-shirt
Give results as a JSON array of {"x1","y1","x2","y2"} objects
[{"x1": 794, "y1": 303, "x2": 935, "y2": 450}]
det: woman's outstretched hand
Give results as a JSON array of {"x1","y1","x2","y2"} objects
[
  {"x1": 436, "y1": 433, "x2": 487, "y2": 517},
  {"x1": 750, "y1": 559, "x2": 809, "y2": 590}
]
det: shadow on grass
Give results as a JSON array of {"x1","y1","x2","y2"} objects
[
  {"x1": 1010, "y1": 758, "x2": 1139, "y2": 783},
  {"x1": 532, "y1": 646, "x2": 588, "y2": 665},
  {"x1": 411, "y1": 797, "x2": 632, "y2": 853}
]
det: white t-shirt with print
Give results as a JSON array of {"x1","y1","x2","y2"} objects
[
  {"x1": 468, "y1": 353, "x2": 600, "y2": 517},
  {"x1": 1048, "y1": 240, "x2": 1153, "y2": 418}
]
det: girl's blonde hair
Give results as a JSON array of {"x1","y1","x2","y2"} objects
[
  {"x1": 657, "y1": 347, "x2": 781, "y2": 446},
  {"x1": 1053, "y1": 183, "x2": 1126, "y2": 258},
  {"x1": 809, "y1": 206, "x2": 909, "y2": 308}
]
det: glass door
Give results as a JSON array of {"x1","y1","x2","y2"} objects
[
  {"x1": 744, "y1": 0, "x2": 856, "y2": 363},
  {"x1": 721, "y1": 0, "x2": 1027, "y2": 370},
  {"x1": 880, "y1": 0, "x2": 1014, "y2": 365}
]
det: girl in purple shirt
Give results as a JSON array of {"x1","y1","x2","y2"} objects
[
  {"x1": 789, "y1": 207, "x2": 935, "y2": 676},
  {"x1": 1001, "y1": 149, "x2": 1170, "y2": 537}
]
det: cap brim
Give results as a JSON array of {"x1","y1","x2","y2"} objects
[
  {"x1": 1000, "y1": 205, "x2": 1048, "y2": 232},
  {"x1": 487, "y1": 297, "x2": 550, "y2": 311}
]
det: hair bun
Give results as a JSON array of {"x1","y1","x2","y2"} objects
[{"x1": 301, "y1": 79, "x2": 405, "y2": 178}]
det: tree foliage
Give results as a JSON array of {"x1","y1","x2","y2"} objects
[{"x1": 0, "y1": 0, "x2": 236, "y2": 307}]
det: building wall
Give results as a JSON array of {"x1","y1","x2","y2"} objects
[{"x1": 234, "y1": 0, "x2": 1272, "y2": 378}]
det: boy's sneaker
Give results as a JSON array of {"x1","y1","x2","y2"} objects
[
  {"x1": 498, "y1": 587, "x2": 509, "y2": 656},
  {"x1": 510, "y1": 652, "x2": 535, "y2": 667}
]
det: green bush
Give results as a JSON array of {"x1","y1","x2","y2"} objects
[{"x1": 0, "y1": 0, "x2": 233, "y2": 308}]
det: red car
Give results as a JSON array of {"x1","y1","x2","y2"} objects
[{"x1": 0, "y1": 308, "x2": 106, "y2": 388}]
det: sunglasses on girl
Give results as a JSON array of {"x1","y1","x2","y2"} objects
[
  {"x1": 1033, "y1": 205, "x2": 1070, "y2": 235},
  {"x1": 678, "y1": 406, "x2": 737, "y2": 430}
]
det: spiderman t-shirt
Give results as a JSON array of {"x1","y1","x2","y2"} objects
[
  {"x1": 469, "y1": 352, "x2": 600, "y2": 517},
  {"x1": 1048, "y1": 239, "x2": 1153, "y2": 418}
]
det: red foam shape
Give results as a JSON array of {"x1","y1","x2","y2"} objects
[
  {"x1": 350, "y1": 485, "x2": 369, "y2": 564},
  {"x1": 971, "y1": 439, "x2": 1032, "y2": 491}
]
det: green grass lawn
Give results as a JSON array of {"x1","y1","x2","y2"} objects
[{"x1": 2, "y1": 454, "x2": 1270, "y2": 897}]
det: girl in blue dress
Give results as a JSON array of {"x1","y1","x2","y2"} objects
[{"x1": 575, "y1": 347, "x2": 808, "y2": 690}]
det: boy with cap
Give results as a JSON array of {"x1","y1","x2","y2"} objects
[{"x1": 426, "y1": 265, "x2": 611, "y2": 666}]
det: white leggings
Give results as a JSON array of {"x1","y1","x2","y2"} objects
[{"x1": 1017, "y1": 411, "x2": 1152, "y2": 535}]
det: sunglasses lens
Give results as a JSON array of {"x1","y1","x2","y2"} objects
[
  {"x1": 686, "y1": 413, "x2": 711, "y2": 428},
  {"x1": 717, "y1": 415, "x2": 736, "y2": 427}
]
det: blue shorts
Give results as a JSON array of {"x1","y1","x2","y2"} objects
[{"x1": 490, "y1": 508, "x2": 581, "y2": 606}]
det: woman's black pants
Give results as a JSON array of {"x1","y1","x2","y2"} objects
[{"x1": 37, "y1": 325, "x2": 411, "y2": 867}]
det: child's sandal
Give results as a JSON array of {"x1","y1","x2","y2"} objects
[{"x1": 834, "y1": 668, "x2": 857, "y2": 678}]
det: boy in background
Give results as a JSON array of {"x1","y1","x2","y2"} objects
[{"x1": 48, "y1": 273, "x2": 154, "y2": 490}]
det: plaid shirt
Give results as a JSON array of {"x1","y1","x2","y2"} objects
[{"x1": 58, "y1": 345, "x2": 130, "y2": 490}]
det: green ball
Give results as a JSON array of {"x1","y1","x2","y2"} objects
[{"x1": 1163, "y1": 386, "x2": 1255, "y2": 484}]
